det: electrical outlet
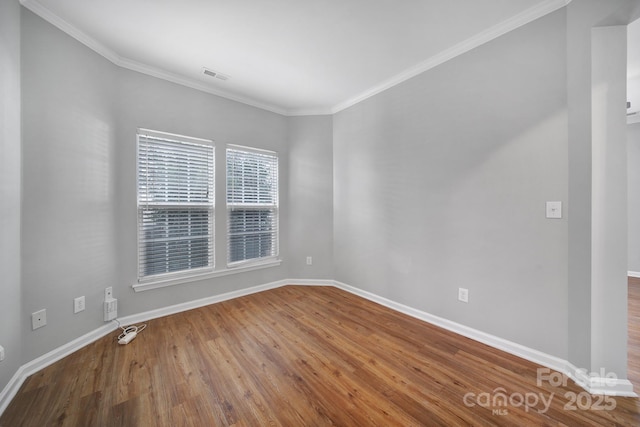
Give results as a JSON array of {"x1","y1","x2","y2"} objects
[
  {"x1": 306, "y1": 256, "x2": 313, "y2": 265},
  {"x1": 458, "y1": 288, "x2": 469, "y2": 303},
  {"x1": 32, "y1": 309, "x2": 47, "y2": 330},
  {"x1": 74, "y1": 296, "x2": 85, "y2": 314},
  {"x1": 0, "y1": 345, "x2": 5, "y2": 362}
]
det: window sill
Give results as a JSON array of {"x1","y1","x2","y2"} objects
[{"x1": 132, "y1": 259, "x2": 282, "y2": 292}]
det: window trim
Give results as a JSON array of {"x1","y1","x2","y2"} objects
[
  {"x1": 133, "y1": 132, "x2": 282, "y2": 292},
  {"x1": 226, "y1": 144, "x2": 279, "y2": 267},
  {"x1": 132, "y1": 258, "x2": 282, "y2": 292},
  {"x1": 136, "y1": 128, "x2": 215, "y2": 283}
]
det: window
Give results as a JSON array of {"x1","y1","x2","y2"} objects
[
  {"x1": 137, "y1": 130, "x2": 214, "y2": 281},
  {"x1": 226, "y1": 146, "x2": 279, "y2": 265}
]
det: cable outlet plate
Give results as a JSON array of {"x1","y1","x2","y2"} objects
[{"x1": 32, "y1": 309, "x2": 47, "y2": 330}]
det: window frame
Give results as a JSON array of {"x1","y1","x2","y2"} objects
[
  {"x1": 133, "y1": 132, "x2": 281, "y2": 292},
  {"x1": 136, "y1": 128, "x2": 215, "y2": 284},
  {"x1": 226, "y1": 144, "x2": 280, "y2": 268}
]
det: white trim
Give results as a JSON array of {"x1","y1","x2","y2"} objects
[
  {"x1": 137, "y1": 128, "x2": 213, "y2": 145},
  {"x1": 628, "y1": 113, "x2": 640, "y2": 125},
  {"x1": 0, "y1": 280, "x2": 289, "y2": 416},
  {"x1": 116, "y1": 57, "x2": 289, "y2": 116},
  {"x1": 125, "y1": 279, "x2": 288, "y2": 325},
  {"x1": 19, "y1": 0, "x2": 121, "y2": 64},
  {"x1": 332, "y1": 281, "x2": 567, "y2": 368},
  {"x1": 330, "y1": 280, "x2": 636, "y2": 397},
  {"x1": 567, "y1": 366, "x2": 636, "y2": 396},
  {"x1": 287, "y1": 108, "x2": 334, "y2": 117},
  {"x1": 0, "y1": 323, "x2": 116, "y2": 415},
  {"x1": 287, "y1": 279, "x2": 337, "y2": 287},
  {"x1": 0, "y1": 367, "x2": 24, "y2": 417},
  {"x1": 2, "y1": 275, "x2": 634, "y2": 416},
  {"x1": 330, "y1": 0, "x2": 572, "y2": 114},
  {"x1": 227, "y1": 144, "x2": 278, "y2": 156},
  {"x1": 629, "y1": 271, "x2": 640, "y2": 278},
  {"x1": 19, "y1": 0, "x2": 288, "y2": 116},
  {"x1": 133, "y1": 259, "x2": 282, "y2": 292},
  {"x1": 20, "y1": 0, "x2": 570, "y2": 117}
]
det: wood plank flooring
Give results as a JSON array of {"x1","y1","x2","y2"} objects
[
  {"x1": 628, "y1": 276, "x2": 640, "y2": 392},
  {"x1": 2, "y1": 284, "x2": 640, "y2": 426}
]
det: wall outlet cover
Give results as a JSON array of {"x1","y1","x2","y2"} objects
[
  {"x1": 74, "y1": 296, "x2": 85, "y2": 314},
  {"x1": 458, "y1": 288, "x2": 469, "y2": 303},
  {"x1": 32, "y1": 309, "x2": 47, "y2": 330}
]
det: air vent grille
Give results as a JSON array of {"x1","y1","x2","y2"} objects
[{"x1": 203, "y1": 68, "x2": 229, "y2": 81}]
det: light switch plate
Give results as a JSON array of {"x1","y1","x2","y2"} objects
[{"x1": 546, "y1": 201, "x2": 562, "y2": 219}]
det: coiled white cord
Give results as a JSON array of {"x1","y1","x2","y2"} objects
[{"x1": 113, "y1": 319, "x2": 147, "y2": 342}]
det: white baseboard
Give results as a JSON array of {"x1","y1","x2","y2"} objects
[
  {"x1": 1, "y1": 278, "x2": 636, "y2": 416},
  {"x1": 119, "y1": 279, "x2": 289, "y2": 326},
  {"x1": 629, "y1": 271, "x2": 640, "y2": 279},
  {"x1": 0, "y1": 279, "x2": 288, "y2": 416},
  {"x1": 568, "y1": 366, "x2": 636, "y2": 396},
  {"x1": 332, "y1": 281, "x2": 637, "y2": 398},
  {"x1": 0, "y1": 367, "x2": 26, "y2": 417},
  {"x1": 0, "y1": 323, "x2": 116, "y2": 415}
]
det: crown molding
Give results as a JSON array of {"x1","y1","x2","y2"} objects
[
  {"x1": 20, "y1": 0, "x2": 288, "y2": 116},
  {"x1": 331, "y1": 0, "x2": 572, "y2": 114},
  {"x1": 116, "y1": 56, "x2": 289, "y2": 116},
  {"x1": 21, "y1": 0, "x2": 571, "y2": 117},
  {"x1": 286, "y1": 106, "x2": 334, "y2": 116},
  {"x1": 20, "y1": 0, "x2": 121, "y2": 64}
]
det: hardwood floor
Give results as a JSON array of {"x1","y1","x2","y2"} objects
[
  {"x1": 2, "y1": 284, "x2": 640, "y2": 426},
  {"x1": 629, "y1": 276, "x2": 640, "y2": 392}
]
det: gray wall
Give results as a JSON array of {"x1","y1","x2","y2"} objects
[
  {"x1": 287, "y1": 116, "x2": 334, "y2": 279},
  {"x1": 630, "y1": 123, "x2": 640, "y2": 273},
  {"x1": 22, "y1": 9, "x2": 119, "y2": 360},
  {"x1": 333, "y1": 10, "x2": 569, "y2": 358},
  {"x1": 0, "y1": 0, "x2": 23, "y2": 392},
  {"x1": 12, "y1": 0, "x2": 640, "y2": 386},
  {"x1": 20, "y1": 10, "x2": 296, "y2": 361},
  {"x1": 113, "y1": 67, "x2": 290, "y2": 317}
]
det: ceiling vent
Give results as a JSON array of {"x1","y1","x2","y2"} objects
[{"x1": 203, "y1": 68, "x2": 229, "y2": 81}]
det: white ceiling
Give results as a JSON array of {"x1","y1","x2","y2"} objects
[{"x1": 17, "y1": 0, "x2": 605, "y2": 116}]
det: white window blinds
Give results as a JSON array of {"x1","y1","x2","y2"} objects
[
  {"x1": 226, "y1": 146, "x2": 279, "y2": 265},
  {"x1": 137, "y1": 130, "x2": 215, "y2": 280}
]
